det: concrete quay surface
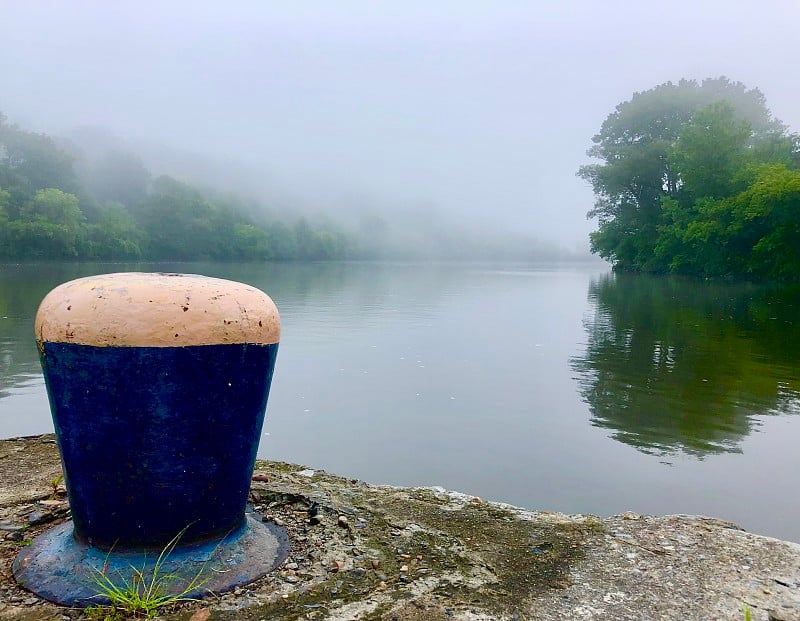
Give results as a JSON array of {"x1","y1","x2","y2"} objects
[{"x1": 1, "y1": 435, "x2": 799, "y2": 621}]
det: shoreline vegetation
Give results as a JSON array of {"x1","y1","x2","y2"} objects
[
  {"x1": 580, "y1": 77, "x2": 800, "y2": 281},
  {"x1": 0, "y1": 112, "x2": 577, "y2": 264}
]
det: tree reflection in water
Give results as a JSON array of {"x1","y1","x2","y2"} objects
[{"x1": 572, "y1": 273, "x2": 800, "y2": 457}]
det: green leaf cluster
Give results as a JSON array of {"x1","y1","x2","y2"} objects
[
  {"x1": 580, "y1": 77, "x2": 800, "y2": 279},
  {"x1": 0, "y1": 112, "x2": 354, "y2": 261}
]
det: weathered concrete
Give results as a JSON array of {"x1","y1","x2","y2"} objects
[{"x1": 1, "y1": 435, "x2": 799, "y2": 621}]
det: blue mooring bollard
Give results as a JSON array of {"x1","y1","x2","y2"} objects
[{"x1": 13, "y1": 272, "x2": 289, "y2": 606}]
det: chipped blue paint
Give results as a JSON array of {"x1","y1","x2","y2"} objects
[
  {"x1": 14, "y1": 337, "x2": 289, "y2": 606},
  {"x1": 38, "y1": 341, "x2": 279, "y2": 549},
  {"x1": 15, "y1": 274, "x2": 287, "y2": 606}
]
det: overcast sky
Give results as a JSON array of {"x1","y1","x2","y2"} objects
[{"x1": 1, "y1": 1, "x2": 798, "y2": 249}]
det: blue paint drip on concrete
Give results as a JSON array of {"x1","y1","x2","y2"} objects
[{"x1": 39, "y1": 342, "x2": 278, "y2": 549}]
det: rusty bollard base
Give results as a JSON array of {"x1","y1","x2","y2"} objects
[{"x1": 13, "y1": 513, "x2": 290, "y2": 607}]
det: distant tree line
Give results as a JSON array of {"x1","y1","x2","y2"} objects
[
  {"x1": 580, "y1": 78, "x2": 800, "y2": 279},
  {"x1": 0, "y1": 112, "x2": 353, "y2": 261}
]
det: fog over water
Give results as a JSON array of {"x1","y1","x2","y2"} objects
[{"x1": 1, "y1": 1, "x2": 799, "y2": 249}]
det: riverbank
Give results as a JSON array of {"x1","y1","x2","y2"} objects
[{"x1": 1, "y1": 435, "x2": 799, "y2": 621}]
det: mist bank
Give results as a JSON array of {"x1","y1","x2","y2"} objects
[{"x1": 0, "y1": 114, "x2": 585, "y2": 263}]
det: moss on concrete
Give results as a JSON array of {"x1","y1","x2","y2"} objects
[{"x1": 3, "y1": 440, "x2": 800, "y2": 621}]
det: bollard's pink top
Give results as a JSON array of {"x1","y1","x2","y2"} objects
[{"x1": 35, "y1": 273, "x2": 280, "y2": 347}]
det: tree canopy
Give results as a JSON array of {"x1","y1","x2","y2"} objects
[
  {"x1": 0, "y1": 113, "x2": 353, "y2": 261},
  {"x1": 0, "y1": 112, "x2": 551, "y2": 263},
  {"x1": 580, "y1": 77, "x2": 800, "y2": 279}
]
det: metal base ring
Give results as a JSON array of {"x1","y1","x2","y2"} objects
[{"x1": 12, "y1": 514, "x2": 290, "y2": 607}]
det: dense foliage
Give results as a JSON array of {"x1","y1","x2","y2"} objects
[
  {"x1": 580, "y1": 78, "x2": 800, "y2": 279},
  {"x1": 0, "y1": 112, "x2": 352, "y2": 261}
]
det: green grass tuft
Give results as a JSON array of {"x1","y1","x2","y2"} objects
[{"x1": 88, "y1": 525, "x2": 210, "y2": 618}]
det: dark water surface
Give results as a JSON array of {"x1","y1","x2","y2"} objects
[{"x1": 2, "y1": 262, "x2": 799, "y2": 542}]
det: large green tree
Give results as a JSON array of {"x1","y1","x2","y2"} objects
[
  {"x1": 86, "y1": 201, "x2": 144, "y2": 259},
  {"x1": 6, "y1": 189, "x2": 87, "y2": 258},
  {"x1": 579, "y1": 78, "x2": 798, "y2": 276}
]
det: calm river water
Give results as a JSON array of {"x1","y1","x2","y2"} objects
[{"x1": 1, "y1": 261, "x2": 799, "y2": 542}]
